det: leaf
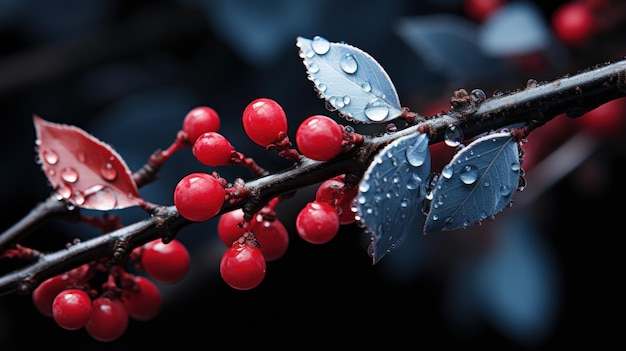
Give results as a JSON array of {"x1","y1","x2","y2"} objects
[
  {"x1": 34, "y1": 115, "x2": 144, "y2": 210},
  {"x1": 425, "y1": 131, "x2": 521, "y2": 233},
  {"x1": 355, "y1": 132, "x2": 431, "y2": 264},
  {"x1": 296, "y1": 35, "x2": 403, "y2": 124}
]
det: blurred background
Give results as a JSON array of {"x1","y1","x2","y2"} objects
[{"x1": 1, "y1": 0, "x2": 625, "y2": 349}]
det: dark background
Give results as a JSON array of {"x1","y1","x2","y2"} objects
[{"x1": 1, "y1": 0, "x2": 624, "y2": 349}]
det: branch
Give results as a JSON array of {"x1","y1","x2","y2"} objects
[{"x1": 1, "y1": 58, "x2": 625, "y2": 296}]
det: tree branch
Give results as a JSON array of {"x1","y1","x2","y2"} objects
[{"x1": 1, "y1": 58, "x2": 625, "y2": 296}]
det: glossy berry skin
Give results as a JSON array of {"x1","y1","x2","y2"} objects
[
  {"x1": 217, "y1": 208, "x2": 248, "y2": 246},
  {"x1": 296, "y1": 115, "x2": 344, "y2": 161},
  {"x1": 85, "y1": 297, "x2": 129, "y2": 342},
  {"x1": 220, "y1": 240, "x2": 266, "y2": 290},
  {"x1": 123, "y1": 276, "x2": 162, "y2": 321},
  {"x1": 32, "y1": 274, "x2": 71, "y2": 317},
  {"x1": 174, "y1": 172, "x2": 225, "y2": 222},
  {"x1": 251, "y1": 214, "x2": 289, "y2": 261},
  {"x1": 183, "y1": 106, "x2": 221, "y2": 143},
  {"x1": 141, "y1": 239, "x2": 190, "y2": 284},
  {"x1": 242, "y1": 97, "x2": 288, "y2": 147},
  {"x1": 192, "y1": 131, "x2": 235, "y2": 166},
  {"x1": 552, "y1": 1, "x2": 595, "y2": 47},
  {"x1": 52, "y1": 289, "x2": 92, "y2": 330},
  {"x1": 296, "y1": 201, "x2": 340, "y2": 244},
  {"x1": 315, "y1": 175, "x2": 357, "y2": 224}
]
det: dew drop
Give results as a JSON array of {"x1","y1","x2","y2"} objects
[
  {"x1": 43, "y1": 149, "x2": 59, "y2": 165},
  {"x1": 511, "y1": 161, "x2": 520, "y2": 172},
  {"x1": 84, "y1": 185, "x2": 118, "y2": 211},
  {"x1": 100, "y1": 163, "x2": 118, "y2": 182},
  {"x1": 56, "y1": 184, "x2": 72, "y2": 199},
  {"x1": 340, "y1": 53, "x2": 358, "y2": 74},
  {"x1": 361, "y1": 81, "x2": 372, "y2": 92},
  {"x1": 364, "y1": 98, "x2": 389, "y2": 122},
  {"x1": 61, "y1": 167, "x2": 79, "y2": 183},
  {"x1": 359, "y1": 182, "x2": 370, "y2": 193},
  {"x1": 46, "y1": 168, "x2": 56, "y2": 177},
  {"x1": 459, "y1": 165, "x2": 478, "y2": 185},
  {"x1": 307, "y1": 62, "x2": 320, "y2": 73},
  {"x1": 500, "y1": 185, "x2": 511, "y2": 197},
  {"x1": 73, "y1": 191, "x2": 85, "y2": 205},
  {"x1": 77, "y1": 153, "x2": 86, "y2": 163},
  {"x1": 406, "y1": 137, "x2": 429, "y2": 167},
  {"x1": 342, "y1": 95, "x2": 351, "y2": 105},
  {"x1": 324, "y1": 100, "x2": 338, "y2": 112},
  {"x1": 317, "y1": 83, "x2": 327, "y2": 92},
  {"x1": 406, "y1": 174, "x2": 421, "y2": 190},
  {"x1": 444, "y1": 125, "x2": 463, "y2": 147},
  {"x1": 311, "y1": 36, "x2": 330, "y2": 55},
  {"x1": 441, "y1": 165, "x2": 453, "y2": 179},
  {"x1": 471, "y1": 89, "x2": 486, "y2": 103}
]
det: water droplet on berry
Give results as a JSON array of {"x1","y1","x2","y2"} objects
[
  {"x1": 312, "y1": 35, "x2": 330, "y2": 55},
  {"x1": 340, "y1": 53, "x2": 358, "y2": 74},
  {"x1": 459, "y1": 165, "x2": 478, "y2": 185},
  {"x1": 77, "y1": 152, "x2": 86, "y2": 163},
  {"x1": 43, "y1": 149, "x2": 59, "y2": 165},
  {"x1": 444, "y1": 125, "x2": 463, "y2": 147},
  {"x1": 47, "y1": 168, "x2": 56, "y2": 177},
  {"x1": 61, "y1": 167, "x2": 79, "y2": 183},
  {"x1": 364, "y1": 98, "x2": 389, "y2": 122},
  {"x1": 100, "y1": 163, "x2": 118, "y2": 182}
]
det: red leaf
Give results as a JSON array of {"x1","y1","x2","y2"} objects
[{"x1": 33, "y1": 115, "x2": 144, "y2": 210}]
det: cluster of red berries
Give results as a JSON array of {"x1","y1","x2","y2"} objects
[
  {"x1": 31, "y1": 238, "x2": 190, "y2": 342},
  {"x1": 174, "y1": 98, "x2": 361, "y2": 290}
]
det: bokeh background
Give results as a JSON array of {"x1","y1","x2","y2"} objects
[{"x1": 1, "y1": 0, "x2": 625, "y2": 349}]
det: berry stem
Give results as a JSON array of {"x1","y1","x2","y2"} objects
[{"x1": 1, "y1": 57, "x2": 625, "y2": 296}]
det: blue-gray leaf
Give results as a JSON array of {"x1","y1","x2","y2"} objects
[
  {"x1": 425, "y1": 131, "x2": 521, "y2": 233},
  {"x1": 356, "y1": 132, "x2": 431, "y2": 264},
  {"x1": 296, "y1": 35, "x2": 403, "y2": 124}
]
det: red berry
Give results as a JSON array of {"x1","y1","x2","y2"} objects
[
  {"x1": 295, "y1": 115, "x2": 345, "y2": 161},
  {"x1": 123, "y1": 276, "x2": 162, "y2": 321},
  {"x1": 220, "y1": 238, "x2": 266, "y2": 290},
  {"x1": 575, "y1": 97, "x2": 626, "y2": 138},
  {"x1": 242, "y1": 97, "x2": 288, "y2": 147},
  {"x1": 217, "y1": 208, "x2": 248, "y2": 246},
  {"x1": 141, "y1": 239, "x2": 190, "y2": 284},
  {"x1": 174, "y1": 172, "x2": 225, "y2": 222},
  {"x1": 192, "y1": 131, "x2": 235, "y2": 166},
  {"x1": 464, "y1": 0, "x2": 506, "y2": 22},
  {"x1": 85, "y1": 296, "x2": 129, "y2": 342},
  {"x1": 296, "y1": 201, "x2": 340, "y2": 244},
  {"x1": 315, "y1": 175, "x2": 357, "y2": 224},
  {"x1": 183, "y1": 106, "x2": 221, "y2": 143},
  {"x1": 52, "y1": 289, "x2": 92, "y2": 330},
  {"x1": 32, "y1": 274, "x2": 71, "y2": 317},
  {"x1": 251, "y1": 214, "x2": 289, "y2": 261},
  {"x1": 552, "y1": 1, "x2": 595, "y2": 47}
]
